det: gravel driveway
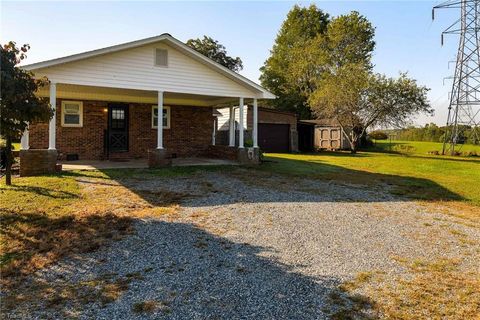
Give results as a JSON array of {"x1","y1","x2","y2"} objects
[{"x1": 6, "y1": 168, "x2": 480, "y2": 319}]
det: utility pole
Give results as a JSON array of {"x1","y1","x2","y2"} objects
[{"x1": 433, "y1": 0, "x2": 480, "y2": 155}]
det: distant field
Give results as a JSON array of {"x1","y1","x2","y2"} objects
[
  {"x1": 372, "y1": 140, "x2": 480, "y2": 156},
  {"x1": 263, "y1": 141, "x2": 480, "y2": 206}
]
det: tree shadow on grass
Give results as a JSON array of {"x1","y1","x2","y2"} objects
[
  {"x1": 0, "y1": 210, "x2": 133, "y2": 286},
  {"x1": 2, "y1": 219, "x2": 378, "y2": 319},
  {"x1": 258, "y1": 156, "x2": 464, "y2": 202},
  {"x1": 5, "y1": 184, "x2": 79, "y2": 199},
  {"x1": 60, "y1": 155, "x2": 464, "y2": 208}
]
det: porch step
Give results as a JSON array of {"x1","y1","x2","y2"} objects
[
  {"x1": 109, "y1": 158, "x2": 132, "y2": 162},
  {"x1": 108, "y1": 153, "x2": 134, "y2": 162}
]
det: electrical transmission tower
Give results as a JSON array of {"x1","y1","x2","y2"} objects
[{"x1": 433, "y1": 0, "x2": 480, "y2": 155}]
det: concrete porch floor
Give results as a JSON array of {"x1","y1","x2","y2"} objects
[{"x1": 60, "y1": 158, "x2": 238, "y2": 171}]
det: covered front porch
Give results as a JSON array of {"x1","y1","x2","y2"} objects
[{"x1": 19, "y1": 83, "x2": 262, "y2": 176}]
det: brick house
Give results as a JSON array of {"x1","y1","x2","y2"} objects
[{"x1": 19, "y1": 34, "x2": 275, "y2": 174}]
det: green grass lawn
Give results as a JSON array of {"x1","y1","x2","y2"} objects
[
  {"x1": 262, "y1": 140, "x2": 480, "y2": 206},
  {"x1": 372, "y1": 140, "x2": 480, "y2": 155}
]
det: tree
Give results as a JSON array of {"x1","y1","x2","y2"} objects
[
  {"x1": 309, "y1": 64, "x2": 432, "y2": 153},
  {"x1": 260, "y1": 6, "x2": 375, "y2": 119},
  {"x1": 283, "y1": 11, "x2": 376, "y2": 108},
  {"x1": 186, "y1": 36, "x2": 243, "y2": 72},
  {"x1": 324, "y1": 11, "x2": 375, "y2": 70},
  {"x1": 1, "y1": 42, "x2": 52, "y2": 185},
  {"x1": 260, "y1": 4, "x2": 330, "y2": 118},
  {"x1": 369, "y1": 130, "x2": 388, "y2": 140}
]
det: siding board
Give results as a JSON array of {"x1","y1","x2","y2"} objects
[{"x1": 34, "y1": 43, "x2": 258, "y2": 98}]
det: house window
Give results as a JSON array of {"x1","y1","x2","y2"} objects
[
  {"x1": 61, "y1": 101, "x2": 83, "y2": 127},
  {"x1": 152, "y1": 105, "x2": 171, "y2": 129},
  {"x1": 154, "y1": 48, "x2": 168, "y2": 67}
]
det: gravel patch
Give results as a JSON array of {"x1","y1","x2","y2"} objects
[{"x1": 4, "y1": 169, "x2": 479, "y2": 319}]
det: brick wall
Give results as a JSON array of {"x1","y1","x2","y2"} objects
[
  {"x1": 19, "y1": 150, "x2": 58, "y2": 176},
  {"x1": 130, "y1": 103, "x2": 214, "y2": 158},
  {"x1": 202, "y1": 145, "x2": 238, "y2": 160},
  {"x1": 29, "y1": 100, "x2": 108, "y2": 159},
  {"x1": 29, "y1": 99, "x2": 214, "y2": 160},
  {"x1": 247, "y1": 106, "x2": 297, "y2": 131}
]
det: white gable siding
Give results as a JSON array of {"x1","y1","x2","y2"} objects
[
  {"x1": 216, "y1": 107, "x2": 247, "y2": 131},
  {"x1": 33, "y1": 43, "x2": 257, "y2": 98}
]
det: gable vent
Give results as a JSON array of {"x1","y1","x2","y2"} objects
[{"x1": 155, "y1": 48, "x2": 168, "y2": 67}]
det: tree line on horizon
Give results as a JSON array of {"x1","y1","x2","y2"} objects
[{"x1": 386, "y1": 123, "x2": 479, "y2": 145}]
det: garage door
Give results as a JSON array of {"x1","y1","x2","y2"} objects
[{"x1": 258, "y1": 123, "x2": 290, "y2": 153}]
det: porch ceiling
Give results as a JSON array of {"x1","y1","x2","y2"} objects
[{"x1": 36, "y1": 83, "x2": 245, "y2": 107}]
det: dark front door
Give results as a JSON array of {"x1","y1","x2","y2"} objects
[
  {"x1": 258, "y1": 123, "x2": 290, "y2": 153},
  {"x1": 108, "y1": 104, "x2": 129, "y2": 152}
]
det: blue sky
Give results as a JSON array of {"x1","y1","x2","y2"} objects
[{"x1": 1, "y1": 1, "x2": 460, "y2": 125}]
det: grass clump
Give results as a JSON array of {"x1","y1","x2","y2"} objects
[
  {"x1": 325, "y1": 289, "x2": 376, "y2": 320},
  {"x1": 380, "y1": 258, "x2": 480, "y2": 319},
  {"x1": 3, "y1": 272, "x2": 141, "y2": 315},
  {"x1": 329, "y1": 258, "x2": 480, "y2": 320},
  {"x1": 132, "y1": 300, "x2": 159, "y2": 313}
]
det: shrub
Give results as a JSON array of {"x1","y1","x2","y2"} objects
[
  {"x1": 244, "y1": 138, "x2": 254, "y2": 148},
  {"x1": 368, "y1": 130, "x2": 388, "y2": 140}
]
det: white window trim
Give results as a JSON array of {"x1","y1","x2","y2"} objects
[
  {"x1": 152, "y1": 105, "x2": 171, "y2": 129},
  {"x1": 61, "y1": 100, "x2": 83, "y2": 127},
  {"x1": 153, "y1": 48, "x2": 168, "y2": 67}
]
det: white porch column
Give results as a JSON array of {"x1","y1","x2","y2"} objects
[
  {"x1": 238, "y1": 97, "x2": 244, "y2": 148},
  {"x1": 48, "y1": 83, "x2": 57, "y2": 150},
  {"x1": 212, "y1": 116, "x2": 216, "y2": 146},
  {"x1": 228, "y1": 106, "x2": 235, "y2": 147},
  {"x1": 20, "y1": 125, "x2": 29, "y2": 150},
  {"x1": 253, "y1": 98, "x2": 258, "y2": 148},
  {"x1": 157, "y1": 91, "x2": 164, "y2": 149}
]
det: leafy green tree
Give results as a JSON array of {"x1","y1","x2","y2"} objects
[
  {"x1": 309, "y1": 64, "x2": 432, "y2": 153},
  {"x1": 424, "y1": 123, "x2": 441, "y2": 142},
  {"x1": 369, "y1": 130, "x2": 388, "y2": 140},
  {"x1": 260, "y1": 4, "x2": 329, "y2": 118},
  {"x1": 324, "y1": 11, "x2": 375, "y2": 69},
  {"x1": 284, "y1": 11, "x2": 376, "y2": 105},
  {"x1": 260, "y1": 6, "x2": 375, "y2": 119},
  {"x1": 394, "y1": 124, "x2": 479, "y2": 145},
  {"x1": 186, "y1": 36, "x2": 243, "y2": 72},
  {"x1": 1, "y1": 42, "x2": 52, "y2": 185}
]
